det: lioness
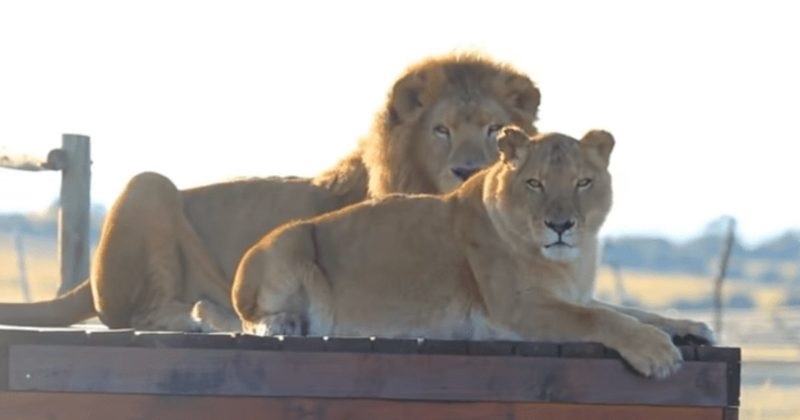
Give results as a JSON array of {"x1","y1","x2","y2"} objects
[
  {"x1": 0, "y1": 53, "x2": 541, "y2": 331},
  {"x1": 232, "y1": 126, "x2": 714, "y2": 378}
]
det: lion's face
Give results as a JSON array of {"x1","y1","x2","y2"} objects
[
  {"x1": 421, "y1": 97, "x2": 515, "y2": 193},
  {"x1": 366, "y1": 54, "x2": 541, "y2": 197},
  {"x1": 485, "y1": 127, "x2": 614, "y2": 262}
]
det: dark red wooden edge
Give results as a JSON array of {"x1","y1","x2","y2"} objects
[
  {"x1": 697, "y1": 346, "x2": 741, "y2": 407},
  {"x1": 7, "y1": 344, "x2": 731, "y2": 407},
  {"x1": 0, "y1": 392, "x2": 731, "y2": 420},
  {"x1": 0, "y1": 327, "x2": 740, "y2": 407},
  {"x1": 723, "y1": 407, "x2": 738, "y2": 420}
]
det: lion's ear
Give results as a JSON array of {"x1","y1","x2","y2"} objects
[
  {"x1": 387, "y1": 68, "x2": 444, "y2": 126},
  {"x1": 497, "y1": 74, "x2": 541, "y2": 127},
  {"x1": 580, "y1": 130, "x2": 615, "y2": 167},
  {"x1": 497, "y1": 125, "x2": 530, "y2": 168}
]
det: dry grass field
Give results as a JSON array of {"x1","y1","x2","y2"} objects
[{"x1": 0, "y1": 234, "x2": 61, "y2": 302}]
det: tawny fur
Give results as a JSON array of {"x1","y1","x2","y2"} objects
[
  {"x1": 233, "y1": 127, "x2": 714, "y2": 379},
  {"x1": 0, "y1": 52, "x2": 541, "y2": 331}
]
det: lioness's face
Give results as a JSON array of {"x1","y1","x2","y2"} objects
[
  {"x1": 423, "y1": 98, "x2": 518, "y2": 193},
  {"x1": 491, "y1": 127, "x2": 614, "y2": 262}
]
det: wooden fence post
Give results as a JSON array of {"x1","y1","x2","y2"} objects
[
  {"x1": 14, "y1": 228, "x2": 31, "y2": 303},
  {"x1": 57, "y1": 134, "x2": 91, "y2": 296},
  {"x1": 712, "y1": 218, "x2": 736, "y2": 339}
]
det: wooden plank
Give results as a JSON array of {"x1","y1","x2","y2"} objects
[
  {"x1": 0, "y1": 151, "x2": 49, "y2": 172},
  {"x1": 516, "y1": 341, "x2": 560, "y2": 357},
  {"x1": 235, "y1": 334, "x2": 281, "y2": 350},
  {"x1": 0, "y1": 329, "x2": 742, "y2": 362},
  {"x1": 723, "y1": 407, "x2": 738, "y2": 420},
  {"x1": 0, "y1": 146, "x2": 64, "y2": 171},
  {"x1": 281, "y1": 336, "x2": 327, "y2": 351},
  {"x1": 419, "y1": 339, "x2": 468, "y2": 355},
  {"x1": 85, "y1": 329, "x2": 135, "y2": 346},
  {"x1": 467, "y1": 340, "x2": 514, "y2": 356},
  {"x1": 372, "y1": 337, "x2": 418, "y2": 353},
  {"x1": 725, "y1": 361, "x2": 740, "y2": 406},
  {"x1": 560, "y1": 342, "x2": 608, "y2": 358},
  {"x1": 697, "y1": 346, "x2": 741, "y2": 406},
  {"x1": 325, "y1": 337, "x2": 372, "y2": 353},
  {"x1": 0, "y1": 330, "x2": 87, "y2": 390},
  {"x1": 680, "y1": 345, "x2": 698, "y2": 361},
  {"x1": 8, "y1": 344, "x2": 730, "y2": 406},
  {"x1": 57, "y1": 134, "x2": 91, "y2": 296},
  {"x1": 132, "y1": 332, "x2": 237, "y2": 348},
  {"x1": 697, "y1": 346, "x2": 740, "y2": 363},
  {"x1": 0, "y1": 392, "x2": 727, "y2": 420}
]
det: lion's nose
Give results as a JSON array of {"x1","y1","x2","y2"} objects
[
  {"x1": 451, "y1": 166, "x2": 480, "y2": 181},
  {"x1": 544, "y1": 218, "x2": 576, "y2": 235}
]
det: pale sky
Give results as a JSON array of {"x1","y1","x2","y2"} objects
[{"x1": 0, "y1": 0, "x2": 797, "y2": 245}]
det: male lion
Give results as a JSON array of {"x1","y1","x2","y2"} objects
[
  {"x1": 232, "y1": 126, "x2": 714, "y2": 378},
  {"x1": 0, "y1": 53, "x2": 541, "y2": 331}
]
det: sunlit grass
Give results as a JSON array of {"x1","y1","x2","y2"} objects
[
  {"x1": 595, "y1": 267, "x2": 788, "y2": 309},
  {"x1": 595, "y1": 268, "x2": 711, "y2": 307},
  {"x1": 0, "y1": 234, "x2": 60, "y2": 302},
  {"x1": 741, "y1": 383, "x2": 800, "y2": 420}
]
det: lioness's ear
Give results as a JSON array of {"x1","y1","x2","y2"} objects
[
  {"x1": 580, "y1": 130, "x2": 615, "y2": 167},
  {"x1": 497, "y1": 125, "x2": 530, "y2": 169},
  {"x1": 495, "y1": 74, "x2": 541, "y2": 129},
  {"x1": 387, "y1": 68, "x2": 444, "y2": 126}
]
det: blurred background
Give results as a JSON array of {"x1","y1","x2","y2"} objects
[{"x1": 1, "y1": 1, "x2": 798, "y2": 418}]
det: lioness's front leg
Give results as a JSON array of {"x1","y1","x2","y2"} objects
[
  {"x1": 497, "y1": 299, "x2": 683, "y2": 379},
  {"x1": 591, "y1": 300, "x2": 716, "y2": 344},
  {"x1": 233, "y1": 242, "x2": 307, "y2": 336},
  {"x1": 232, "y1": 223, "x2": 334, "y2": 337}
]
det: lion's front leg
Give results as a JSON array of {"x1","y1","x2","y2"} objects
[{"x1": 591, "y1": 299, "x2": 716, "y2": 344}]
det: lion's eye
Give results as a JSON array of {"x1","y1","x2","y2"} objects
[
  {"x1": 487, "y1": 124, "x2": 504, "y2": 137},
  {"x1": 526, "y1": 178, "x2": 544, "y2": 191},
  {"x1": 433, "y1": 125, "x2": 451, "y2": 139},
  {"x1": 577, "y1": 178, "x2": 593, "y2": 189}
]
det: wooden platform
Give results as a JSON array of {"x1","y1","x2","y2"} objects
[{"x1": 0, "y1": 327, "x2": 740, "y2": 419}]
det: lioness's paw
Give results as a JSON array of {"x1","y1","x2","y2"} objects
[
  {"x1": 190, "y1": 300, "x2": 214, "y2": 327},
  {"x1": 617, "y1": 325, "x2": 683, "y2": 379},
  {"x1": 191, "y1": 299, "x2": 241, "y2": 332},
  {"x1": 148, "y1": 312, "x2": 211, "y2": 333},
  {"x1": 256, "y1": 312, "x2": 304, "y2": 336},
  {"x1": 664, "y1": 319, "x2": 716, "y2": 345},
  {"x1": 189, "y1": 318, "x2": 216, "y2": 333}
]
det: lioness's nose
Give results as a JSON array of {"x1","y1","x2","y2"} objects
[
  {"x1": 451, "y1": 166, "x2": 480, "y2": 181},
  {"x1": 545, "y1": 219, "x2": 576, "y2": 235}
]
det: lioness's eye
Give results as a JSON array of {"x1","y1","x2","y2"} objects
[
  {"x1": 526, "y1": 178, "x2": 543, "y2": 191},
  {"x1": 487, "y1": 124, "x2": 504, "y2": 137},
  {"x1": 433, "y1": 125, "x2": 451, "y2": 138},
  {"x1": 577, "y1": 178, "x2": 593, "y2": 189}
]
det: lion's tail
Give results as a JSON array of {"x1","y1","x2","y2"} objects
[{"x1": 0, "y1": 279, "x2": 96, "y2": 327}]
